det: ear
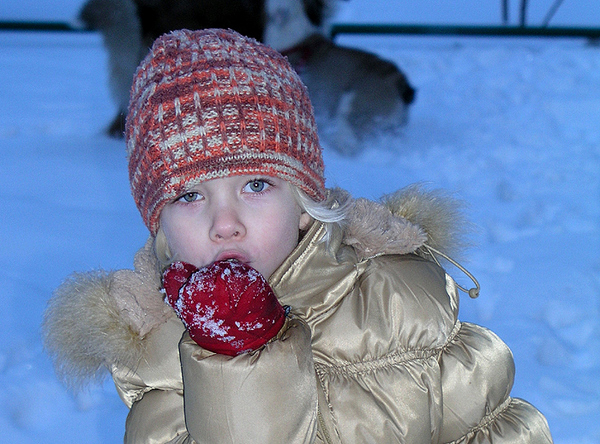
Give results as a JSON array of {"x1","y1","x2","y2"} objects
[{"x1": 299, "y1": 212, "x2": 312, "y2": 230}]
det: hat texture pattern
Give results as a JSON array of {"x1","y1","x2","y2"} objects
[{"x1": 126, "y1": 29, "x2": 325, "y2": 235}]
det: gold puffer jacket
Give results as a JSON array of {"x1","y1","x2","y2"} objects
[{"x1": 43, "y1": 187, "x2": 552, "y2": 443}]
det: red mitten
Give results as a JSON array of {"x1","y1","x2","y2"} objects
[{"x1": 163, "y1": 259, "x2": 286, "y2": 356}]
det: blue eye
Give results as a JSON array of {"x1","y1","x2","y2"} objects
[
  {"x1": 177, "y1": 192, "x2": 201, "y2": 203},
  {"x1": 245, "y1": 179, "x2": 270, "y2": 193}
]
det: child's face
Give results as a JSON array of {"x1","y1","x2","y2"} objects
[{"x1": 159, "y1": 175, "x2": 312, "y2": 279}]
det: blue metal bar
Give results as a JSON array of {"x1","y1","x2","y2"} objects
[
  {"x1": 330, "y1": 23, "x2": 600, "y2": 39},
  {"x1": 0, "y1": 21, "x2": 86, "y2": 32},
  {"x1": 2, "y1": 20, "x2": 599, "y2": 40}
]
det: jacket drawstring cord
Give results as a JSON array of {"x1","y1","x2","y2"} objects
[{"x1": 422, "y1": 244, "x2": 481, "y2": 299}]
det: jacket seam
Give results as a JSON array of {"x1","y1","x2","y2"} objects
[
  {"x1": 273, "y1": 222, "x2": 326, "y2": 286},
  {"x1": 314, "y1": 321, "x2": 462, "y2": 378},
  {"x1": 445, "y1": 396, "x2": 514, "y2": 444},
  {"x1": 440, "y1": 320, "x2": 463, "y2": 352},
  {"x1": 315, "y1": 349, "x2": 436, "y2": 377}
]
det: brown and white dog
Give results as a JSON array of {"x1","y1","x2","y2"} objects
[
  {"x1": 79, "y1": 0, "x2": 415, "y2": 156},
  {"x1": 78, "y1": 0, "x2": 266, "y2": 137},
  {"x1": 265, "y1": 0, "x2": 416, "y2": 155}
]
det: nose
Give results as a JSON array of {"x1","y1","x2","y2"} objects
[{"x1": 209, "y1": 203, "x2": 246, "y2": 241}]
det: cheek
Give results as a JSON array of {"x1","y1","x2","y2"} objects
[
  {"x1": 263, "y1": 204, "x2": 301, "y2": 253},
  {"x1": 160, "y1": 211, "x2": 208, "y2": 264}
]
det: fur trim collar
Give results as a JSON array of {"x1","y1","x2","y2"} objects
[
  {"x1": 43, "y1": 185, "x2": 470, "y2": 388},
  {"x1": 42, "y1": 238, "x2": 172, "y2": 389},
  {"x1": 342, "y1": 184, "x2": 470, "y2": 261}
]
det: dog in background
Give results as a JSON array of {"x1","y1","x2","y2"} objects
[
  {"x1": 78, "y1": 0, "x2": 146, "y2": 137},
  {"x1": 265, "y1": 0, "x2": 416, "y2": 155},
  {"x1": 78, "y1": 0, "x2": 266, "y2": 137},
  {"x1": 79, "y1": 0, "x2": 415, "y2": 156}
]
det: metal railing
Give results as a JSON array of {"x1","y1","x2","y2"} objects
[
  {"x1": 330, "y1": 23, "x2": 600, "y2": 39},
  {"x1": 2, "y1": 20, "x2": 599, "y2": 40},
  {"x1": 326, "y1": 0, "x2": 599, "y2": 40},
  {"x1": 0, "y1": 0, "x2": 589, "y2": 37},
  {"x1": 0, "y1": 21, "x2": 84, "y2": 32}
]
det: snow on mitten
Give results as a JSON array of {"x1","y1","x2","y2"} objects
[{"x1": 163, "y1": 259, "x2": 286, "y2": 356}]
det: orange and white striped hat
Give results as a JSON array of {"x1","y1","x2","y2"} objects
[{"x1": 126, "y1": 29, "x2": 325, "y2": 235}]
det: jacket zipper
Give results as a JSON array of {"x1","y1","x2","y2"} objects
[{"x1": 317, "y1": 406, "x2": 334, "y2": 444}]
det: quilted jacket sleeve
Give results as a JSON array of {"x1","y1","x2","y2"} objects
[
  {"x1": 109, "y1": 316, "x2": 191, "y2": 444},
  {"x1": 125, "y1": 389, "x2": 192, "y2": 443},
  {"x1": 117, "y1": 316, "x2": 318, "y2": 443},
  {"x1": 348, "y1": 254, "x2": 552, "y2": 444},
  {"x1": 178, "y1": 317, "x2": 319, "y2": 443},
  {"x1": 437, "y1": 290, "x2": 552, "y2": 443}
]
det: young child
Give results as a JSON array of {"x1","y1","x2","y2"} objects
[{"x1": 43, "y1": 29, "x2": 553, "y2": 443}]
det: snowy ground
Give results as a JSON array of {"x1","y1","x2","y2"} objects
[{"x1": 0, "y1": 28, "x2": 598, "y2": 443}]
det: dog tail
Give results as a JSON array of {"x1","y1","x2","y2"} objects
[
  {"x1": 398, "y1": 76, "x2": 416, "y2": 105},
  {"x1": 396, "y1": 70, "x2": 417, "y2": 105},
  {"x1": 369, "y1": 57, "x2": 416, "y2": 105}
]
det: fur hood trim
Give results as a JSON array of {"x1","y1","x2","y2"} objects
[
  {"x1": 43, "y1": 185, "x2": 471, "y2": 388},
  {"x1": 42, "y1": 238, "x2": 172, "y2": 389},
  {"x1": 342, "y1": 184, "x2": 471, "y2": 261}
]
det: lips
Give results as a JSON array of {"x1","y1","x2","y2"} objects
[{"x1": 215, "y1": 250, "x2": 250, "y2": 264}]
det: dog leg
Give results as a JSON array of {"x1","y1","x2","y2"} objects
[
  {"x1": 323, "y1": 90, "x2": 363, "y2": 156},
  {"x1": 79, "y1": 0, "x2": 145, "y2": 138}
]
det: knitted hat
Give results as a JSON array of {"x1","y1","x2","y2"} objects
[{"x1": 126, "y1": 29, "x2": 326, "y2": 236}]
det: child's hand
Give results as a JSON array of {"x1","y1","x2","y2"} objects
[{"x1": 163, "y1": 259, "x2": 286, "y2": 356}]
